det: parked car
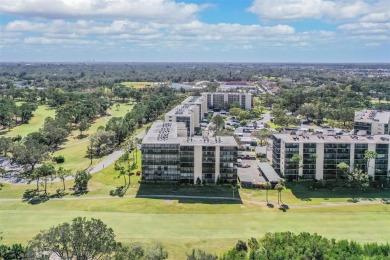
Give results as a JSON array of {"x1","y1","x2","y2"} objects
[{"x1": 242, "y1": 164, "x2": 250, "y2": 168}]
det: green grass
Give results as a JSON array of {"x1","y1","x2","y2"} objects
[
  {"x1": 1, "y1": 105, "x2": 56, "y2": 137},
  {"x1": 1, "y1": 171, "x2": 390, "y2": 258},
  {"x1": 120, "y1": 82, "x2": 156, "y2": 89},
  {"x1": 51, "y1": 102, "x2": 134, "y2": 172}
]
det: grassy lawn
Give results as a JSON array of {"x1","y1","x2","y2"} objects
[
  {"x1": 0, "y1": 105, "x2": 56, "y2": 137},
  {"x1": 120, "y1": 82, "x2": 156, "y2": 89},
  {"x1": 1, "y1": 166, "x2": 390, "y2": 258},
  {"x1": 0, "y1": 197, "x2": 389, "y2": 258},
  {"x1": 51, "y1": 102, "x2": 134, "y2": 172}
]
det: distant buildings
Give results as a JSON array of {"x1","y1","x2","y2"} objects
[
  {"x1": 202, "y1": 92, "x2": 252, "y2": 110},
  {"x1": 354, "y1": 110, "x2": 390, "y2": 135}
]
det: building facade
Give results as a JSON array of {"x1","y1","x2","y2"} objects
[
  {"x1": 165, "y1": 104, "x2": 199, "y2": 136},
  {"x1": 272, "y1": 133, "x2": 390, "y2": 181},
  {"x1": 202, "y1": 92, "x2": 252, "y2": 110},
  {"x1": 354, "y1": 110, "x2": 390, "y2": 135},
  {"x1": 142, "y1": 121, "x2": 238, "y2": 183}
]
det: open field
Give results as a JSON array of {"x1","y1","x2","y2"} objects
[
  {"x1": 0, "y1": 105, "x2": 56, "y2": 137},
  {"x1": 120, "y1": 81, "x2": 156, "y2": 89},
  {"x1": 1, "y1": 167, "x2": 389, "y2": 258}
]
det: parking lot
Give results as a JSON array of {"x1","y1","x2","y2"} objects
[{"x1": 237, "y1": 159, "x2": 266, "y2": 184}]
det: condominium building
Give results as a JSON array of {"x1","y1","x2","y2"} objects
[
  {"x1": 165, "y1": 104, "x2": 200, "y2": 136},
  {"x1": 141, "y1": 121, "x2": 238, "y2": 183},
  {"x1": 354, "y1": 110, "x2": 390, "y2": 135},
  {"x1": 272, "y1": 133, "x2": 390, "y2": 181},
  {"x1": 181, "y1": 95, "x2": 207, "y2": 120},
  {"x1": 202, "y1": 92, "x2": 252, "y2": 110}
]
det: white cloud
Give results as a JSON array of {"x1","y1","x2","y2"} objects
[
  {"x1": 248, "y1": 0, "x2": 386, "y2": 21},
  {"x1": 0, "y1": 0, "x2": 205, "y2": 23}
]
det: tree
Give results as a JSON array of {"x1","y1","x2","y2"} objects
[
  {"x1": 348, "y1": 168, "x2": 370, "y2": 191},
  {"x1": 275, "y1": 183, "x2": 284, "y2": 205},
  {"x1": 0, "y1": 137, "x2": 12, "y2": 156},
  {"x1": 73, "y1": 171, "x2": 91, "y2": 194},
  {"x1": 364, "y1": 150, "x2": 377, "y2": 173},
  {"x1": 78, "y1": 118, "x2": 90, "y2": 136},
  {"x1": 88, "y1": 130, "x2": 117, "y2": 158},
  {"x1": 187, "y1": 249, "x2": 218, "y2": 260},
  {"x1": 57, "y1": 167, "x2": 71, "y2": 191},
  {"x1": 106, "y1": 117, "x2": 129, "y2": 145},
  {"x1": 251, "y1": 129, "x2": 272, "y2": 146},
  {"x1": 0, "y1": 243, "x2": 28, "y2": 260},
  {"x1": 229, "y1": 107, "x2": 242, "y2": 117},
  {"x1": 11, "y1": 138, "x2": 49, "y2": 172},
  {"x1": 291, "y1": 154, "x2": 302, "y2": 182},
  {"x1": 264, "y1": 182, "x2": 272, "y2": 204},
  {"x1": 40, "y1": 117, "x2": 69, "y2": 151},
  {"x1": 34, "y1": 163, "x2": 56, "y2": 194},
  {"x1": 114, "y1": 243, "x2": 144, "y2": 260},
  {"x1": 337, "y1": 162, "x2": 349, "y2": 182},
  {"x1": 211, "y1": 115, "x2": 225, "y2": 134},
  {"x1": 28, "y1": 217, "x2": 118, "y2": 260}
]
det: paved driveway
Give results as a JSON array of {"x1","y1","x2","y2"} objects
[{"x1": 237, "y1": 159, "x2": 266, "y2": 183}]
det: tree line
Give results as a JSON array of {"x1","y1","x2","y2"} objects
[{"x1": 1, "y1": 218, "x2": 388, "y2": 260}]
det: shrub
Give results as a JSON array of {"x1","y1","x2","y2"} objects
[{"x1": 52, "y1": 155, "x2": 65, "y2": 164}]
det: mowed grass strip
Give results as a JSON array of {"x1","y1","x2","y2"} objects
[{"x1": 0, "y1": 203, "x2": 389, "y2": 258}]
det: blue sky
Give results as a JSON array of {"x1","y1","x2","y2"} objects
[{"x1": 0, "y1": 0, "x2": 389, "y2": 62}]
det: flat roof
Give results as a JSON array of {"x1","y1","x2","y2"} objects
[
  {"x1": 355, "y1": 110, "x2": 390, "y2": 124},
  {"x1": 258, "y1": 162, "x2": 281, "y2": 183},
  {"x1": 166, "y1": 104, "x2": 198, "y2": 117},
  {"x1": 182, "y1": 96, "x2": 204, "y2": 105},
  {"x1": 273, "y1": 133, "x2": 390, "y2": 144},
  {"x1": 142, "y1": 121, "x2": 238, "y2": 147}
]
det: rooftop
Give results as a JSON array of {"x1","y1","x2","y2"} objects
[
  {"x1": 142, "y1": 121, "x2": 238, "y2": 147},
  {"x1": 273, "y1": 133, "x2": 390, "y2": 144},
  {"x1": 355, "y1": 110, "x2": 390, "y2": 124},
  {"x1": 182, "y1": 96, "x2": 204, "y2": 105},
  {"x1": 166, "y1": 104, "x2": 198, "y2": 117}
]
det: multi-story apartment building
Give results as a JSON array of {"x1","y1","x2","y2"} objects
[
  {"x1": 165, "y1": 104, "x2": 199, "y2": 136},
  {"x1": 354, "y1": 110, "x2": 390, "y2": 135},
  {"x1": 142, "y1": 121, "x2": 238, "y2": 183},
  {"x1": 181, "y1": 96, "x2": 207, "y2": 120},
  {"x1": 202, "y1": 92, "x2": 252, "y2": 110},
  {"x1": 272, "y1": 133, "x2": 390, "y2": 181}
]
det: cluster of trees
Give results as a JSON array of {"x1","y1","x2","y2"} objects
[
  {"x1": 90, "y1": 87, "x2": 182, "y2": 156},
  {"x1": 0, "y1": 217, "x2": 168, "y2": 260},
  {"x1": 269, "y1": 84, "x2": 372, "y2": 128},
  {"x1": 218, "y1": 232, "x2": 390, "y2": 260},
  {"x1": 0, "y1": 99, "x2": 37, "y2": 129},
  {"x1": 2, "y1": 222, "x2": 389, "y2": 260}
]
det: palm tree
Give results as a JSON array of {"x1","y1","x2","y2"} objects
[
  {"x1": 291, "y1": 154, "x2": 302, "y2": 182},
  {"x1": 57, "y1": 167, "x2": 71, "y2": 191},
  {"x1": 264, "y1": 182, "x2": 272, "y2": 204},
  {"x1": 275, "y1": 183, "x2": 284, "y2": 205},
  {"x1": 364, "y1": 150, "x2": 377, "y2": 173}
]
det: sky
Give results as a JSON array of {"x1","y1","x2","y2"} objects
[{"x1": 0, "y1": 0, "x2": 389, "y2": 63}]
